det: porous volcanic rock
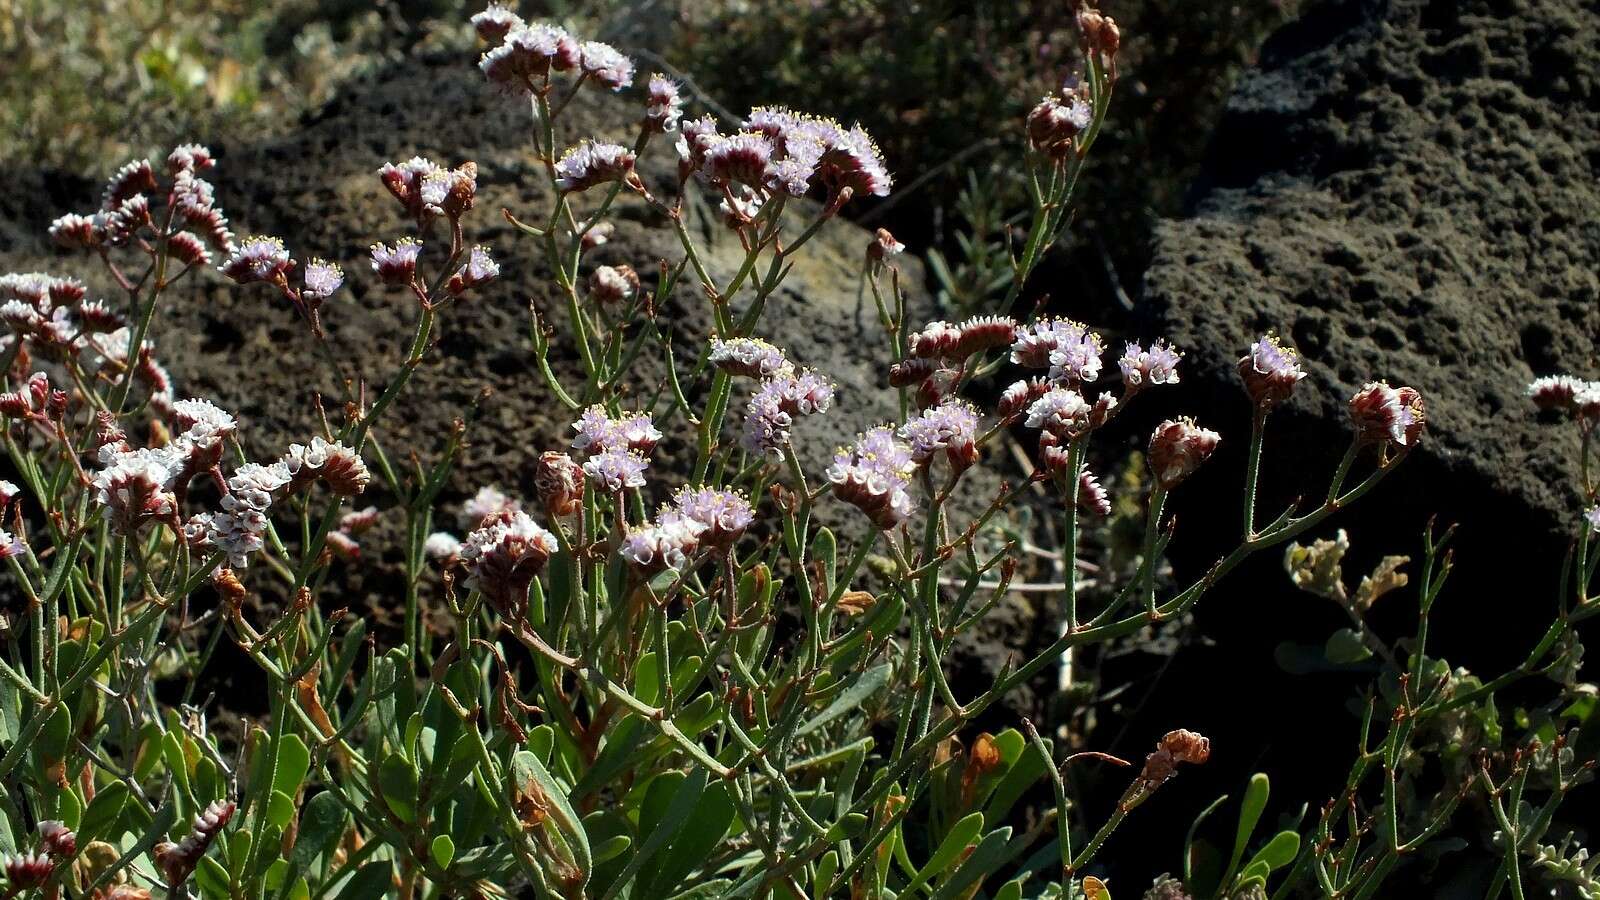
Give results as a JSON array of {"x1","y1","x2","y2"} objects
[{"x1": 1142, "y1": 0, "x2": 1599, "y2": 544}]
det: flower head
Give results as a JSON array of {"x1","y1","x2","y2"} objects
[
  {"x1": 1148, "y1": 418, "x2": 1221, "y2": 490},
  {"x1": 1527, "y1": 375, "x2": 1597, "y2": 413},
  {"x1": 570, "y1": 408, "x2": 659, "y2": 455},
  {"x1": 169, "y1": 232, "x2": 212, "y2": 268},
  {"x1": 479, "y1": 23, "x2": 580, "y2": 93},
  {"x1": 956, "y1": 315, "x2": 1017, "y2": 358},
  {"x1": 1238, "y1": 334, "x2": 1305, "y2": 407},
  {"x1": 94, "y1": 448, "x2": 178, "y2": 533},
  {"x1": 280, "y1": 437, "x2": 370, "y2": 496},
  {"x1": 588, "y1": 264, "x2": 639, "y2": 304},
  {"x1": 582, "y1": 448, "x2": 648, "y2": 492},
  {"x1": 1076, "y1": 469, "x2": 1111, "y2": 516},
  {"x1": 669, "y1": 486, "x2": 754, "y2": 547},
  {"x1": 817, "y1": 125, "x2": 892, "y2": 198},
  {"x1": 1011, "y1": 318, "x2": 1102, "y2": 383},
  {"x1": 167, "y1": 143, "x2": 214, "y2": 175},
  {"x1": 49, "y1": 213, "x2": 101, "y2": 249},
  {"x1": 909, "y1": 321, "x2": 963, "y2": 360},
  {"x1": 448, "y1": 246, "x2": 499, "y2": 295},
  {"x1": 645, "y1": 74, "x2": 683, "y2": 132},
  {"x1": 302, "y1": 259, "x2": 344, "y2": 301},
  {"x1": 579, "y1": 40, "x2": 634, "y2": 89},
  {"x1": 621, "y1": 517, "x2": 706, "y2": 574},
  {"x1": 899, "y1": 400, "x2": 981, "y2": 472},
  {"x1": 101, "y1": 159, "x2": 156, "y2": 211},
  {"x1": 471, "y1": 3, "x2": 524, "y2": 43},
  {"x1": 1348, "y1": 382, "x2": 1425, "y2": 447},
  {"x1": 424, "y1": 531, "x2": 463, "y2": 560},
  {"x1": 220, "y1": 236, "x2": 292, "y2": 285},
  {"x1": 461, "y1": 509, "x2": 558, "y2": 615},
  {"x1": 828, "y1": 427, "x2": 916, "y2": 529},
  {"x1": 370, "y1": 238, "x2": 422, "y2": 286},
  {"x1": 1027, "y1": 94, "x2": 1092, "y2": 158},
  {"x1": 1119, "y1": 339, "x2": 1183, "y2": 392},
  {"x1": 554, "y1": 141, "x2": 636, "y2": 193},
  {"x1": 1585, "y1": 506, "x2": 1600, "y2": 536},
  {"x1": 742, "y1": 369, "x2": 833, "y2": 454},
  {"x1": 702, "y1": 133, "x2": 775, "y2": 188},
  {"x1": 710, "y1": 337, "x2": 791, "y2": 379},
  {"x1": 1025, "y1": 388, "x2": 1092, "y2": 438}
]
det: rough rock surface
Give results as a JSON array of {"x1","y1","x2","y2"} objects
[
  {"x1": 1108, "y1": 0, "x2": 1599, "y2": 888},
  {"x1": 1143, "y1": 0, "x2": 1599, "y2": 540}
]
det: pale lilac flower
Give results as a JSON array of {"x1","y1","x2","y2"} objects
[
  {"x1": 1527, "y1": 375, "x2": 1596, "y2": 412},
  {"x1": 479, "y1": 23, "x2": 580, "y2": 93},
  {"x1": 0, "y1": 480, "x2": 19, "y2": 506},
  {"x1": 448, "y1": 246, "x2": 499, "y2": 295},
  {"x1": 280, "y1": 437, "x2": 370, "y2": 496},
  {"x1": 302, "y1": 259, "x2": 344, "y2": 301},
  {"x1": 166, "y1": 143, "x2": 214, "y2": 174},
  {"x1": 1149, "y1": 418, "x2": 1221, "y2": 489},
  {"x1": 461, "y1": 509, "x2": 558, "y2": 612},
  {"x1": 899, "y1": 400, "x2": 980, "y2": 471},
  {"x1": 171, "y1": 170, "x2": 217, "y2": 218},
  {"x1": 370, "y1": 238, "x2": 422, "y2": 286},
  {"x1": 0, "y1": 528, "x2": 24, "y2": 559},
  {"x1": 223, "y1": 462, "x2": 290, "y2": 512},
  {"x1": 554, "y1": 141, "x2": 636, "y2": 193},
  {"x1": 582, "y1": 448, "x2": 648, "y2": 492},
  {"x1": 171, "y1": 399, "x2": 237, "y2": 466},
  {"x1": 1011, "y1": 319, "x2": 1103, "y2": 383},
  {"x1": 828, "y1": 426, "x2": 916, "y2": 529},
  {"x1": 621, "y1": 517, "x2": 706, "y2": 574},
  {"x1": 703, "y1": 133, "x2": 775, "y2": 188},
  {"x1": 644, "y1": 75, "x2": 683, "y2": 132},
  {"x1": 669, "y1": 486, "x2": 754, "y2": 547},
  {"x1": 581, "y1": 222, "x2": 615, "y2": 251},
  {"x1": 570, "y1": 408, "x2": 658, "y2": 455},
  {"x1": 1585, "y1": 506, "x2": 1600, "y2": 535},
  {"x1": 709, "y1": 337, "x2": 791, "y2": 379},
  {"x1": 1120, "y1": 339, "x2": 1183, "y2": 392},
  {"x1": 588, "y1": 264, "x2": 638, "y2": 304},
  {"x1": 579, "y1": 40, "x2": 634, "y2": 89},
  {"x1": 220, "y1": 236, "x2": 292, "y2": 285},
  {"x1": 719, "y1": 185, "x2": 765, "y2": 227},
  {"x1": 463, "y1": 486, "x2": 519, "y2": 527},
  {"x1": 378, "y1": 156, "x2": 441, "y2": 216},
  {"x1": 676, "y1": 115, "x2": 721, "y2": 173},
  {"x1": 1025, "y1": 388, "x2": 1092, "y2": 438},
  {"x1": 471, "y1": 3, "x2": 523, "y2": 43},
  {"x1": 742, "y1": 369, "x2": 834, "y2": 454},
  {"x1": 767, "y1": 138, "x2": 823, "y2": 196},
  {"x1": 1027, "y1": 93, "x2": 1093, "y2": 158},
  {"x1": 1349, "y1": 382, "x2": 1426, "y2": 447},
  {"x1": 1238, "y1": 334, "x2": 1305, "y2": 407},
  {"x1": 817, "y1": 125, "x2": 893, "y2": 198},
  {"x1": 94, "y1": 448, "x2": 178, "y2": 533},
  {"x1": 424, "y1": 531, "x2": 464, "y2": 560}
]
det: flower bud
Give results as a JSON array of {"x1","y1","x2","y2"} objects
[
  {"x1": 370, "y1": 238, "x2": 422, "y2": 286},
  {"x1": 1238, "y1": 334, "x2": 1305, "y2": 408},
  {"x1": 535, "y1": 451, "x2": 585, "y2": 517},
  {"x1": 1148, "y1": 418, "x2": 1220, "y2": 490},
  {"x1": 587, "y1": 264, "x2": 639, "y2": 305},
  {"x1": 1348, "y1": 382, "x2": 1425, "y2": 447}
]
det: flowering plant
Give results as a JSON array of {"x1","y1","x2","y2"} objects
[{"x1": 0, "y1": 5, "x2": 1594, "y2": 900}]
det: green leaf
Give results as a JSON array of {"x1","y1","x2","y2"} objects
[
  {"x1": 334, "y1": 861, "x2": 394, "y2": 900},
  {"x1": 272, "y1": 734, "x2": 310, "y2": 800},
  {"x1": 628, "y1": 768, "x2": 705, "y2": 893},
  {"x1": 510, "y1": 751, "x2": 590, "y2": 878},
  {"x1": 430, "y1": 834, "x2": 455, "y2": 869},
  {"x1": 1242, "y1": 830, "x2": 1300, "y2": 875},
  {"x1": 645, "y1": 780, "x2": 735, "y2": 895},
  {"x1": 797, "y1": 663, "x2": 890, "y2": 736},
  {"x1": 994, "y1": 879, "x2": 1025, "y2": 900},
  {"x1": 78, "y1": 782, "x2": 130, "y2": 845},
  {"x1": 592, "y1": 834, "x2": 631, "y2": 865},
  {"x1": 812, "y1": 527, "x2": 838, "y2": 597},
  {"x1": 377, "y1": 753, "x2": 419, "y2": 823},
  {"x1": 985, "y1": 735, "x2": 1050, "y2": 823},
  {"x1": 1325, "y1": 628, "x2": 1373, "y2": 664},
  {"x1": 267, "y1": 790, "x2": 296, "y2": 830},
  {"x1": 290, "y1": 791, "x2": 347, "y2": 876},
  {"x1": 195, "y1": 855, "x2": 231, "y2": 898},
  {"x1": 903, "y1": 812, "x2": 984, "y2": 894},
  {"x1": 1221, "y1": 774, "x2": 1269, "y2": 891},
  {"x1": 930, "y1": 826, "x2": 1013, "y2": 900}
]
